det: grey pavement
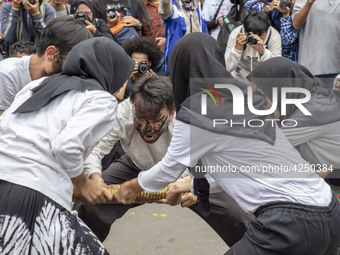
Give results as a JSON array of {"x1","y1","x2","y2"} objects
[
  {"x1": 104, "y1": 203, "x2": 229, "y2": 255},
  {"x1": 103, "y1": 184, "x2": 340, "y2": 255}
]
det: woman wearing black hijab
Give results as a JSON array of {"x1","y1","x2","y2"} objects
[
  {"x1": 115, "y1": 33, "x2": 340, "y2": 254},
  {"x1": 0, "y1": 37, "x2": 134, "y2": 254},
  {"x1": 248, "y1": 57, "x2": 340, "y2": 180},
  {"x1": 71, "y1": 0, "x2": 113, "y2": 39}
]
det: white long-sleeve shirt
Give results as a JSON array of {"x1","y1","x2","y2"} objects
[
  {"x1": 138, "y1": 120, "x2": 331, "y2": 213},
  {"x1": 282, "y1": 121, "x2": 340, "y2": 169},
  {"x1": 84, "y1": 99, "x2": 174, "y2": 177},
  {"x1": 225, "y1": 25, "x2": 282, "y2": 83},
  {"x1": 0, "y1": 78, "x2": 118, "y2": 210}
]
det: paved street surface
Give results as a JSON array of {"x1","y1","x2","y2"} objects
[
  {"x1": 104, "y1": 203, "x2": 229, "y2": 255},
  {"x1": 103, "y1": 184, "x2": 340, "y2": 255}
]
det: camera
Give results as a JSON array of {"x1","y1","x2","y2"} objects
[
  {"x1": 73, "y1": 12, "x2": 90, "y2": 25},
  {"x1": 279, "y1": 0, "x2": 291, "y2": 10},
  {"x1": 106, "y1": 4, "x2": 125, "y2": 19},
  {"x1": 246, "y1": 32, "x2": 258, "y2": 45},
  {"x1": 28, "y1": 0, "x2": 36, "y2": 4},
  {"x1": 138, "y1": 61, "x2": 150, "y2": 74}
]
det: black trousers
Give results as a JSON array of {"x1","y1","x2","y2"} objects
[
  {"x1": 226, "y1": 192, "x2": 340, "y2": 255},
  {"x1": 74, "y1": 154, "x2": 253, "y2": 246}
]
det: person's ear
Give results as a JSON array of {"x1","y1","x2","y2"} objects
[
  {"x1": 45, "y1": 46, "x2": 58, "y2": 62},
  {"x1": 169, "y1": 109, "x2": 175, "y2": 122}
]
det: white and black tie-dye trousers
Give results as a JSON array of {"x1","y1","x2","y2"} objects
[{"x1": 0, "y1": 180, "x2": 109, "y2": 255}]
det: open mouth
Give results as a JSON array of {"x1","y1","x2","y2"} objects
[{"x1": 143, "y1": 134, "x2": 156, "y2": 142}]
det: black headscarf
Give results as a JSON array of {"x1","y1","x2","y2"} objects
[
  {"x1": 70, "y1": 0, "x2": 95, "y2": 15},
  {"x1": 247, "y1": 57, "x2": 340, "y2": 127},
  {"x1": 168, "y1": 32, "x2": 276, "y2": 145},
  {"x1": 14, "y1": 37, "x2": 135, "y2": 113}
]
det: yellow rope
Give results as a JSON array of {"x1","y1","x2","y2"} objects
[{"x1": 73, "y1": 185, "x2": 168, "y2": 204}]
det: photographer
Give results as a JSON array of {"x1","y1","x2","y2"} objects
[
  {"x1": 225, "y1": 11, "x2": 281, "y2": 83},
  {"x1": 112, "y1": 36, "x2": 162, "y2": 100},
  {"x1": 92, "y1": 0, "x2": 143, "y2": 33},
  {"x1": 70, "y1": 0, "x2": 113, "y2": 39},
  {"x1": 106, "y1": 4, "x2": 139, "y2": 45},
  {"x1": 245, "y1": 0, "x2": 300, "y2": 62},
  {"x1": 1, "y1": 0, "x2": 55, "y2": 50}
]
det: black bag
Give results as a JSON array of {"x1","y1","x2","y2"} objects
[{"x1": 217, "y1": 0, "x2": 248, "y2": 53}]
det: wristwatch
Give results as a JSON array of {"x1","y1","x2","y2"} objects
[{"x1": 136, "y1": 22, "x2": 143, "y2": 31}]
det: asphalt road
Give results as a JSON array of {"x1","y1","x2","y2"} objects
[
  {"x1": 103, "y1": 184, "x2": 340, "y2": 255},
  {"x1": 103, "y1": 203, "x2": 229, "y2": 255}
]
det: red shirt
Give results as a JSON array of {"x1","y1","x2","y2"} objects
[{"x1": 141, "y1": 0, "x2": 165, "y2": 40}]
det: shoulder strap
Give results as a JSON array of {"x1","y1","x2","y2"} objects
[
  {"x1": 138, "y1": 0, "x2": 151, "y2": 26},
  {"x1": 264, "y1": 27, "x2": 271, "y2": 48},
  {"x1": 40, "y1": 4, "x2": 46, "y2": 19},
  {"x1": 212, "y1": 0, "x2": 225, "y2": 21}
]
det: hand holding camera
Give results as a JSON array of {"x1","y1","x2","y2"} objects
[
  {"x1": 235, "y1": 32, "x2": 247, "y2": 51},
  {"x1": 22, "y1": 0, "x2": 40, "y2": 16},
  {"x1": 276, "y1": 0, "x2": 294, "y2": 16},
  {"x1": 247, "y1": 33, "x2": 265, "y2": 55}
]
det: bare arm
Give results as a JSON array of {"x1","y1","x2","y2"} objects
[{"x1": 292, "y1": 0, "x2": 315, "y2": 29}]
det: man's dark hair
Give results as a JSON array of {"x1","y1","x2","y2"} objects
[
  {"x1": 10, "y1": 41, "x2": 36, "y2": 57},
  {"x1": 130, "y1": 75, "x2": 175, "y2": 118},
  {"x1": 244, "y1": 11, "x2": 270, "y2": 34},
  {"x1": 122, "y1": 37, "x2": 163, "y2": 72},
  {"x1": 37, "y1": 16, "x2": 93, "y2": 57}
]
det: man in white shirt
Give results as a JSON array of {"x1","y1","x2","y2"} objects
[
  {"x1": 76, "y1": 75, "x2": 253, "y2": 246},
  {"x1": 0, "y1": 16, "x2": 92, "y2": 115}
]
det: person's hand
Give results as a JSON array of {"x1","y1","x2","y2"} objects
[
  {"x1": 235, "y1": 32, "x2": 247, "y2": 51},
  {"x1": 85, "y1": 20, "x2": 96, "y2": 36},
  {"x1": 22, "y1": 0, "x2": 40, "y2": 16},
  {"x1": 217, "y1": 16, "x2": 224, "y2": 25},
  {"x1": 248, "y1": 34, "x2": 265, "y2": 55},
  {"x1": 276, "y1": 0, "x2": 293, "y2": 16},
  {"x1": 161, "y1": 182, "x2": 182, "y2": 206},
  {"x1": 268, "y1": 0, "x2": 278, "y2": 11},
  {"x1": 115, "y1": 178, "x2": 143, "y2": 204},
  {"x1": 12, "y1": 0, "x2": 23, "y2": 11},
  {"x1": 121, "y1": 16, "x2": 141, "y2": 27},
  {"x1": 155, "y1": 37, "x2": 165, "y2": 51},
  {"x1": 89, "y1": 172, "x2": 104, "y2": 184},
  {"x1": 76, "y1": 175, "x2": 112, "y2": 204},
  {"x1": 0, "y1": 32, "x2": 3, "y2": 42},
  {"x1": 107, "y1": 12, "x2": 120, "y2": 28},
  {"x1": 180, "y1": 192, "x2": 198, "y2": 207},
  {"x1": 307, "y1": 0, "x2": 315, "y2": 5}
]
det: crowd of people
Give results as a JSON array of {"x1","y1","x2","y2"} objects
[{"x1": 0, "y1": 0, "x2": 340, "y2": 254}]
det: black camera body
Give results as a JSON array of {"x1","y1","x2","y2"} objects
[
  {"x1": 138, "y1": 61, "x2": 150, "y2": 74},
  {"x1": 28, "y1": 0, "x2": 36, "y2": 4},
  {"x1": 279, "y1": 0, "x2": 291, "y2": 10},
  {"x1": 106, "y1": 4, "x2": 125, "y2": 19},
  {"x1": 73, "y1": 12, "x2": 90, "y2": 25},
  {"x1": 246, "y1": 32, "x2": 258, "y2": 45}
]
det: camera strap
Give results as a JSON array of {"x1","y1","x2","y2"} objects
[
  {"x1": 138, "y1": 0, "x2": 151, "y2": 27},
  {"x1": 213, "y1": 0, "x2": 225, "y2": 21}
]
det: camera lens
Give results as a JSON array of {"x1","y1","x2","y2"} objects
[
  {"x1": 246, "y1": 35, "x2": 257, "y2": 45},
  {"x1": 138, "y1": 61, "x2": 150, "y2": 74}
]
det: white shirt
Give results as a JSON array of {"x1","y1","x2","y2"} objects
[
  {"x1": 84, "y1": 99, "x2": 174, "y2": 177},
  {"x1": 138, "y1": 120, "x2": 332, "y2": 213},
  {"x1": 0, "y1": 56, "x2": 32, "y2": 110},
  {"x1": 282, "y1": 121, "x2": 340, "y2": 169},
  {"x1": 0, "y1": 78, "x2": 118, "y2": 210},
  {"x1": 202, "y1": 0, "x2": 233, "y2": 40},
  {"x1": 225, "y1": 25, "x2": 282, "y2": 83}
]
